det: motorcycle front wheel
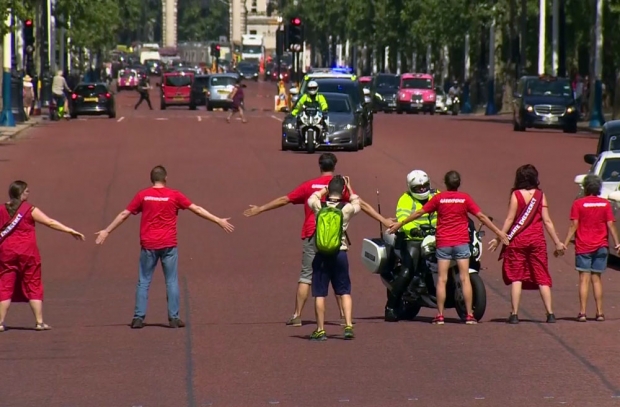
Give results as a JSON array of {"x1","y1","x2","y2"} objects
[
  {"x1": 305, "y1": 129, "x2": 316, "y2": 154},
  {"x1": 454, "y1": 272, "x2": 486, "y2": 321}
]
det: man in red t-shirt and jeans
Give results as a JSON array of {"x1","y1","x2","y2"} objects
[
  {"x1": 563, "y1": 174, "x2": 620, "y2": 322},
  {"x1": 244, "y1": 153, "x2": 393, "y2": 327},
  {"x1": 95, "y1": 166, "x2": 235, "y2": 329},
  {"x1": 388, "y1": 171, "x2": 506, "y2": 325}
]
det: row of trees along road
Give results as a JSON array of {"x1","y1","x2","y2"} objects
[
  {"x1": 281, "y1": 0, "x2": 620, "y2": 117},
  {"x1": 0, "y1": 0, "x2": 228, "y2": 62}
]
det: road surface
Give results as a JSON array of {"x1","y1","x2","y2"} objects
[{"x1": 0, "y1": 80, "x2": 618, "y2": 407}]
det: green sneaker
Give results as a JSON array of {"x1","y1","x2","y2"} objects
[
  {"x1": 344, "y1": 325, "x2": 354, "y2": 340},
  {"x1": 286, "y1": 315, "x2": 302, "y2": 327},
  {"x1": 310, "y1": 329, "x2": 327, "y2": 341}
]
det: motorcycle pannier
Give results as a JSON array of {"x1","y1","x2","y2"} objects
[{"x1": 360, "y1": 238, "x2": 389, "y2": 274}]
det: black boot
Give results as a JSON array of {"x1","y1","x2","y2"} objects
[{"x1": 384, "y1": 307, "x2": 399, "y2": 322}]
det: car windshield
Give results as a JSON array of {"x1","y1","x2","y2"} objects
[
  {"x1": 376, "y1": 75, "x2": 400, "y2": 88},
  {"x1": 526, "y1": 79, "x2": 572, "y2": 97},
  {"x1": 241, "y1": 45, "x2": 262, "y2": 55},
  {"x1": 325, "y1": 97, "x2": 351, "y2": 113},
  {"x1": 165, "y1": 75, "x2": 192, "y2": 86},
  {"x1": 76, "y1": 85, "x2": 108, "y2": 95},
  {"x1": 121, "y1": 71, "x2": 136, "y2": 77},
  {"x1": 238, "y1": 63, "x2": 257, "y2": 70},
  {"x1": 310, "y1": 82, "x2": 361, "y2": 105},
  {"x1": 401, "y1": 78, "x2": 432, "y2": 89},
  {"x1": 210, "y1": 76, "x2": 236, "y2": 86},
  {"x1": 600, "y1": 158, "x2": 620, "y2": 181}
]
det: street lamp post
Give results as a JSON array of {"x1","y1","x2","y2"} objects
[{"x1": 39, "y1": 0, "x2": 52, "y2": 108}]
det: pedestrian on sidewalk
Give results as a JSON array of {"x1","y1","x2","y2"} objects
[
  {"x1": 22, "y1": 75, "x2": 34, "y2": 120},
  {"x1": 244, "y1": 153, "x2": 394, "y2": 327},
  {"x1": 226, "y1": 77, "x2": 247, "y2": 123},
  {"x1": 135, "y1": 76, "x2": 152, "y2": 110},
  {"x1": 488, "y1": 164, "x2": 565, "y2": 324},
  {"x1": 563, "y1": 174, "x2": 620, "y2": 322},
  {"x1": 94, "y1": 166, "x2": 235, "y2": 329},
  {"x1": 307, "y1": 176, "x2": 360, "y2": 340},
  {"x1": 0, "y1": 181, "x2": 85, "y2": 332}
]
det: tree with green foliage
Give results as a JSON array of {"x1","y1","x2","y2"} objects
[{"x1": 0, "y1": 0, "x2": 36, "y2": 38}]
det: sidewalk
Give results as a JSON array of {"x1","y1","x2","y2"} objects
[{"x1": 0, "y1": 116, "x2": 45, "y2": 142}]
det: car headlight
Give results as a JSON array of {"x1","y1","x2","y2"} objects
[
  {"x1": 567, "y1": 106, "x2": 574, "y2": 114},
  {"x1": 343, "y1": 124, "x2": 355, "y2": 130},
  {"x1": 285, "y1": 122, "x2": 295, "y2": 130},
  {"x1": 526, "y1": 105, "x2": 533, "y2": 112}
]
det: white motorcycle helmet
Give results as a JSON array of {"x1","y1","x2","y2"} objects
[
  {"x1": 406, "y1": 170, "x2": 431, "y2": 200},
  {"x1": 307, "y1": 80, "x2": 319, "y2": 96}
]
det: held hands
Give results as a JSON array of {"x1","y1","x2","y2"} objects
[
  {"x1": 553, "y1": 242, "x2": 567, "y2": 257},
  {"x1": 497, "y1": 231, "x2": 510, "y2": 246},
  {"x1": 382, "y1": 217, "x2": 398, "y2": 229},
  {"x1": 386, "y1": 222, "x2": 403, "y2": 234},
  {"x1": 615, "y1": 243, "x2": 620, "y2": 255}
]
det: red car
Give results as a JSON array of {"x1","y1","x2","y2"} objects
[
  {"x1": 397, "y1": 73, "x2": 436, "y2": 114},
  {"x1": 159, "y1": 71, "x2": 194, "y2": 110}
]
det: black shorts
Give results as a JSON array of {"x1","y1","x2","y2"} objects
[{"x1": 311, "y1": 251, "x2": 351, "y2": 297}]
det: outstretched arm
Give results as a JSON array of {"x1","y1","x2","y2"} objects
[
  {"x1": 386, "y1": 208, "x2": 427, "y2": 233},
  {"x1": 31, "y1": 208, "x2": 85, "y2": 240},
  {"x1": 189, "y1": 204, "x2": 234, "y2": 232},
  {"x1": 244, "y1": 195, "x2": 291, "y2": 217},
  {"x1": 359, "y1": 199, "x2": 395, "y2": 228},
  {"x1": 95, "y1": 210, "x2": 131, "y2": 244}
]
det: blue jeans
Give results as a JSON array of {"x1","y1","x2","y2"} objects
[{"x1": 134, "y1": 247, "x2": 180, "y2": 320}]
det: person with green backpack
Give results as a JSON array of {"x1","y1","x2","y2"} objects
[{"x1": 307, "y1": 175, "x2": 360, "y2": 341}]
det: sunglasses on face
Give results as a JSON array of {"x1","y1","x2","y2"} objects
[{"x1": 411, "y1": 183, "x2": 430, "y2": 193}]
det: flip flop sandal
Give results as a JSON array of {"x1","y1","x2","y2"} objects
[
  {"x1": 0, "y1": 324, "x2": 5, "y2": 332},
  {"x1": 577, "y1": 313, "x2": 587, "y2": 322},
  {"x1": 35, "y1": 323, "x2": 51, "y2": 331},
  {"x1": 596, "y1": 314, "x2": 605, "y2": 321}
]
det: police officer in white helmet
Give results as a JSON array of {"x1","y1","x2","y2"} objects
[{"x1": 385, "y1": 170, "x2": 440, "y2": 322}]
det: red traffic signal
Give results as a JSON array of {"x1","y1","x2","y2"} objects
[
  {"x1": 291, "y1": 17, "x2": 301, "y2": 26},
  {"x1": 216, "y1": 45, "x2": 220, "y2": 50},
  {"x1": 25, "y1": 19, "x2": 33, "y2": 26}
]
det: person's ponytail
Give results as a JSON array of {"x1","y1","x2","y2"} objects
[{"x1": 6, "y1": 181, "x2": 28, "y2": 217}]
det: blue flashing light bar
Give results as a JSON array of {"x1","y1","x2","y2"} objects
[{"x1": 330, "y1": 65, "x2": 353, "y2": 74}]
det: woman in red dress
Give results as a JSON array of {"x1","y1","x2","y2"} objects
[
  {"x1": 488, "y1": 165, "x2": 566, "y2": 324},
  {"x1": 226, "y1": 77, "x2": 247, "y2": 123},
  {"x1": 0, "y1": 181, "x2": 85, "y2": 332}
]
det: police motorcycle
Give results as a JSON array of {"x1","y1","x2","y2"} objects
[
  {"x1": 361, "y1": 218, "x2": 488, "y2": 321},
  {"x1": 450, "y1": 94, "x2": 460, "y2": 115},
  {"x1": 297, "y1": 102, "x2": 328, "y2": 154}
]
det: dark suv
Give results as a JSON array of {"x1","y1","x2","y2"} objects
[{"x1": 512, "y1": 75, "x2": 578, "y2": 133}]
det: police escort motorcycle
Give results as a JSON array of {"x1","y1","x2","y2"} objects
[
  {"x1": 297, "y1": 103, "x2": 328, "y2": 154},
  {"x1": 360, "y1": 218, "x2": 488, "y2": 321}
]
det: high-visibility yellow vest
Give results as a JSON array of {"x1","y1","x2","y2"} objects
[{"x1": 395, "y1": 190, "x2": 440, "y2": 240}]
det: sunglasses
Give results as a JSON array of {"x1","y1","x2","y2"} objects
[{"x1": 411, "y1": 183, "x2": 430, "y2": 193}]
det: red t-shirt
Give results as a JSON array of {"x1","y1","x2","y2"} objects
[
  {"x1": 126, "y1": 186, "x2": 193, "y2": 250},
  {"x1": 286, "y1": 175, "x2": 352, "y2": 239},
  {"x1": 570, "y1": 196, "x2": 614, "y2": 254},
  {"x1": 422, "y1": 191, "x2": 481, "y2": 248}
]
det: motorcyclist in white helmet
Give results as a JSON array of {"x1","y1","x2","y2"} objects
[
  {"x1": 384, "y1": 170, "x2": 440, "y2": 322},
  {"x1": 291, "y1": 80, "x2": 329, "y2": 146}
]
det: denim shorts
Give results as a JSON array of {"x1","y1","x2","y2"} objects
[
  {"x1": 576, "y1": 247, "x2": 608, "y2": 273},
  {"x1": 436, "y1": 244, "x2": 471, "y2": 260}
]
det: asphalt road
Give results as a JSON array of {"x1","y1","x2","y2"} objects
[{"x1": 0, "y1": 80, "x2": 619, "y2": 407}]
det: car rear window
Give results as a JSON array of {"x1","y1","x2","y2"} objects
[
  {"x1": 193, "y1": 77, "x2": 210, "y2": 87},
  {"x1": 75, "y1": 85, "x2": 108, "y2": 95},
  {"x1": 324, "y1": 97, "x2": 351, "y2": 113},
  {"x1": 210, "y1": 76, "x2": 236, "y2": 86},
  {"x1": 165, "y1": 75, "x2": 192, "y2": 87},
  {"x1": 312, "y1": 81, "x2": 361, "y2": 106}
]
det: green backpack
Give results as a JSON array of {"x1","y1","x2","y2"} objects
[{"x1": 315, "y1": 201, "x2": 346, "y2": 254}]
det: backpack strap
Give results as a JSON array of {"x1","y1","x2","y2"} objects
[
  {"x1": 320, "y1": 201, "x2": 327, "y2": 208},
  {"x1": 336, "y1": 201, "x2": 346, "y2": 210}
]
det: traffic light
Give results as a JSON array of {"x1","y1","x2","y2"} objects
[
  {"x1": 210, "y1": 43, "x2": 221, "y2": 58},
  {"x1": 24, "y1": 19, "x2": 34, "y2": 48},
  {"x1": 287, "y1": 17, "x2": 303, "y2": 51}
]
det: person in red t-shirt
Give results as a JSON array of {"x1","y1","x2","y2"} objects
[
  {"x1": 244, "y1": 153, "x2": 394, "y2": 327},
  {"x1": 563, "y1": 174, "x2": 620, "y2": 322},
  {"x1": 388, "y1": 171, "x2": 507, "y2": 325},
  {"x1": 95, "y1": 166, "x2": 234, "y2": 329}
]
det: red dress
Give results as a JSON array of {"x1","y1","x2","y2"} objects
[
  {"x1": 0, "y1": 202, "x2": 44, "y2": 302},
  {"x1": 501, "y1": 190, "x2": 552, "y2": 290}
]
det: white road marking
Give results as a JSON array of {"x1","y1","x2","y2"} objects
[
  {"x1": 270, "y1": 115, "x2": 283, "y2": 122},
  {"x1": 155, "y1": 118, "x2": 168, "y2": 121},
  {"x1": 117, "y1": 116, "x2": 125, "y2": 122}
]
